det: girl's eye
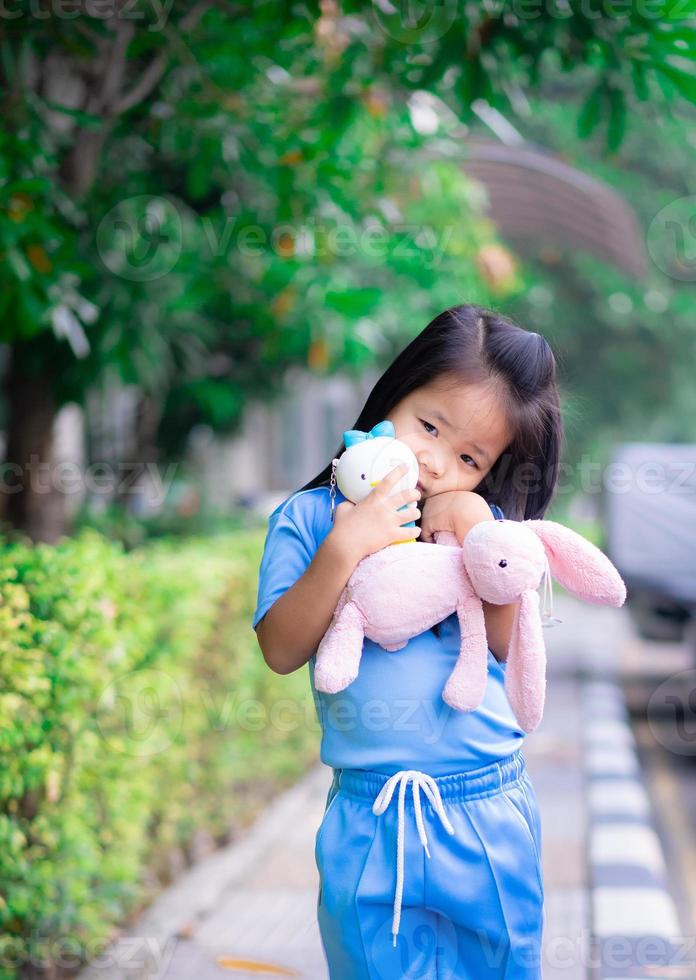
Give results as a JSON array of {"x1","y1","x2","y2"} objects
[{"x1": 418, "y1": 419, "x2": 479, "y2": 469}]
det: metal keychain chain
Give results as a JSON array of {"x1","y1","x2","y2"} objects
[{"x1": 329, "y1": 458, "x2": 339, "y2": 523}]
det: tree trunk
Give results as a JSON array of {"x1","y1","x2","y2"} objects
[
  {"x1": 0, "y1": 340, "x2": 66, "y2": 543},
  {"x1": 114, "y1": 390, "x2": 163, "y2": 515}
]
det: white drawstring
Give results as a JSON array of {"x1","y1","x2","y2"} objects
[
  {"x1": 538, "y1": 552, "x2": 563, "y2": 627},
  {"x1": 372, "y1": 770, "x2": 456, "y2": 947}
]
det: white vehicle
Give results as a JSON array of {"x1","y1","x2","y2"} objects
[{"x1": 605, "y1": 443, "x2": 696, "y2": 644}]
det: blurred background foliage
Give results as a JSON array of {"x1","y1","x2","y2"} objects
[
  {"x1": 1, "y1": 0, "x2": 695, "y2": 538},
  {"x1": 1, "y1": 2, "x2": 696, "y2": 974}
]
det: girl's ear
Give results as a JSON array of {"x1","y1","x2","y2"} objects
[{"x1": 524, "y1": 520, "x2": 627, "y2": 606}]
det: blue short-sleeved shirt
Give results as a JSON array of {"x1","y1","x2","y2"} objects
[{"x1": 252, "y1": 486, "x2": 525, "y2": 776}]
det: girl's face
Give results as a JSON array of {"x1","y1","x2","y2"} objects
[{"x1": 386, "y1": 377, "x2": 511, "y2": 498}]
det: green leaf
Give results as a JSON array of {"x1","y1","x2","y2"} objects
[
  {"x1": 6, "y1": 177, "x2": 52, "y2": 195},
  {"x1": 577, "y1": 84, "x2": 603, "y2": 138},
  {"x1": 651, "y1": 26, "x2": 696, "y2": 50},
  {"x1": 6, "y1": 248, "x2": 31, "y2": 282},
  {"x1": 324, "y1": 288, "x2": 382, "y2": 316},
  {"x1": 607, "y1": 88, "x2": 626, "y2": 152},
  {"x1": 655, "y1": 0, "x2": 687, "y2": 18},
  {"x1": 187, "y1": 155, "x2": 214, "y2": 201},
  {"x1": 631, "y1": 61, "x2": 650, "y2": 101},
  {"x1": 653, "y1": 61, "x2": 696, "y2": 103},
  {"x1": 0, "y1": 38, "x2": 15, "y2": 81}
]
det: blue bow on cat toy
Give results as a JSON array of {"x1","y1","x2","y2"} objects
[{"x1": 343, "y1": 420, "x2": 395, "y2": 447}]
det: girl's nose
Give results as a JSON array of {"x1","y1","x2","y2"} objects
[{"x1": 419, "y1": 450, "x2": 445, "y2": 480}]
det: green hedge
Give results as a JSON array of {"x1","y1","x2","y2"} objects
[{"x1": 0, "y1": 528, "x2": 318, "y2": 978}]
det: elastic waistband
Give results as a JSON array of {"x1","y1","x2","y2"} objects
[{"x1": 335, "y1": 748, "x2": 526, "y2": 804}]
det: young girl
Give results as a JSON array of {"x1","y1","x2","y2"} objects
[{"x1": 253, "y1": 304, "x2": 563, "y2": 979}]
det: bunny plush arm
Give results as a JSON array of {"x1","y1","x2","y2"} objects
[{"x1": 442, "y1": 592, "x2": 489, "y2": 711}]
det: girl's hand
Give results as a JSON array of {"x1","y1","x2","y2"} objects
[
  {"x1": 420, "y1": 490, "x2": 493, "y2": 544},
  {"x1": 329, "y1": 462, "x2": 422, "y2": 563}
]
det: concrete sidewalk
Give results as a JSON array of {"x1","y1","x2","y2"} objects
[{"x1": 76, "y1": 597, "x2": 694, "y2": 979}]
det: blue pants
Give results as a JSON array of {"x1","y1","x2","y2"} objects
[{"x1": 315, "y1": 748, "x2": 545, "y2": 979}]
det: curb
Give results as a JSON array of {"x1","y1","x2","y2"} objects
[{"x1": 581, "y1": 676, "x2": 695, "y2": 979}]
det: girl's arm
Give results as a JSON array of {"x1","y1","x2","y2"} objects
[
  {"x1": 481, "y1": 598, "x2": 519, "y2": 664},
  {"x1": 255, "y1": 526, "x2": 362, "y2": 675}
]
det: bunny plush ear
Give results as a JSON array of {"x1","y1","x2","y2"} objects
[{"x1": 524, "y1": 520, "x2": 627, "y2": 607}]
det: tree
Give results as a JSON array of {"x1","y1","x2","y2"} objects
[{"x1": 1, "y1": 1, "x2": 694, "y2": 539}]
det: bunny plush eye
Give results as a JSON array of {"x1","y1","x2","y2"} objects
[{"x1": 498, "y1": 559, "x2": 508, "y2": 568}]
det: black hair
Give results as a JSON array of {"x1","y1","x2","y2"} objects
[{"x1": 298, "y1": 303, "x2": 565, "y2": 523}]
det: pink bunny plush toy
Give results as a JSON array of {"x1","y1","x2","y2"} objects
[{"x1": 314, "y1": 518, "x2": 627, "y2": 733}]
